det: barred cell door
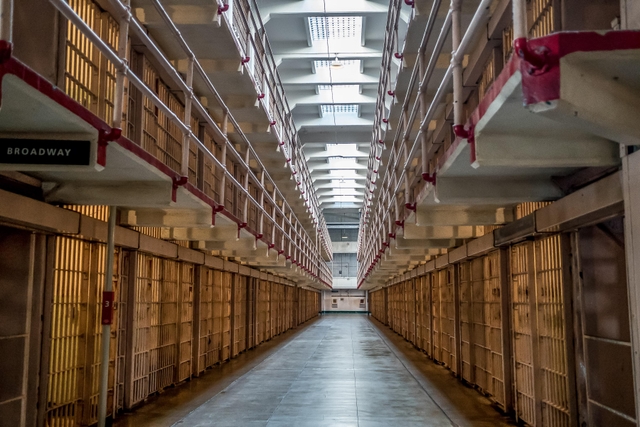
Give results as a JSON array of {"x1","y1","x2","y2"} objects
[
  {"x1": 432, "y1": 272, "x2": 442, "y2": 362},
  {"x1": 45, "y1": 237, "x2": 122, "y2": 427},
  {"x1": 511, "y1": 241, "x2": 537, "y2": 425},
  {"x1": 534, "y1": 236, "x2": 570, "y2": 426},
  {"x1": 422, "y1": 274, "x2": 431, "y2": 356},
  {"x1": 415, "y1": 278, "x2": 423, "y2": 350},
  {"x1": 511, "y1": 237, "x2": 571, "y2": 427},
  {"x1": 439, "y1": 267, "x2": 456, "y2": 370},
  {"x1": 483, "y1": 251, "x2": 507, "y2": 410},
  {"x1": 177, "y1": 263, "x2": 194, "y2": 383},
  {"x1": 199, "y1": 268, "x2": 218, "y2": 371},
  {"x1": 221, "y1": 272, "x2": 232, "y2": 361},
  {"x1": 233, "y1": 275, "x2": 247, "y2": 356},
  {"x1": 459, "y1": 261, "x2": 473, "y2": 383}
]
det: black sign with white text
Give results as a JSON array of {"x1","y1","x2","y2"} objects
[{"x1": 0, "y1": 139, "x2": 92, "y2": 165}]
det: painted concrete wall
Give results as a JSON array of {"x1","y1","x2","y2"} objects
[{"x1": 322, "y1": 290, "x2": 368, "y2": 312}]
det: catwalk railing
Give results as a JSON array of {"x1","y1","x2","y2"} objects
[
  {"x1": 358, "y1": 0, "x2": 559, "y2": 280},
  {"x1": 7, "y1": 0, "x2": 332, "y2": 284}
]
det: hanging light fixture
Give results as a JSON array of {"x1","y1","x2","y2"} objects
[{"x1": 330, "y1": 54, "x2": 343, "y2": 69}]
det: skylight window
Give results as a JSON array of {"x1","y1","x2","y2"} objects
[
  {"x1": 314, "y1": 59, "x2": 360, "y2": 70},
  {"x1": 321, "y1": 105, "x2": 359, "y2": 117},
  {"x1": 308, "y1": 16, "x2": 363, "y2": 41},
  {"x1": 327, "y1": 144, "x2": 358, "y2": 156}
]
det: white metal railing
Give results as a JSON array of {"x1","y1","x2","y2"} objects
[
  {"x1": 358, "y1": 0, "x2": 508, "y2": 285},
  {"x1": 44, "y1": 0, "x2": 331, "y2": 285},
  {"x1": 221, "y1": 0, "x2": 332, "y2": 256}
]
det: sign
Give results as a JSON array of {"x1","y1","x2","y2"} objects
[
  {"x1": 101, "y1": 291, "x2": 115, "y2": 325},
  {"x1": 0, "y1": 138, "x2": 92, "y2": 166}
]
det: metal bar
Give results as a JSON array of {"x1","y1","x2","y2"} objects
[
  {"x1": 58, "y1": 0, "x2": 328, "y2": 274},
  {"x1": 97, "y1": 206, "x2": 117, "y2": 427},
  {"x1": 452, "y1": 0, "x2": 464, "y2": 127},
  {"x1": 513, "y1": 0, "x2": 527, "y2": 39}
]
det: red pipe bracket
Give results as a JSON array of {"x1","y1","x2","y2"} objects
[
  {"x1": 422, "y1": 172, "x2": 436, "y2": 185},
  {"x1": 97, "y1": 128, "x2": 122, "y2": 167},
  {"x1": 453, "y1": 124, "x2": 478, "y2": 164},
  {"x1": 514, "y1": 38, "x2": 550, "y2": 75},
  {"x1": 405, "y1": 202, "x2": 417, "y2": 212},
  {"x1": 171, "y1": 175, "x2": 188, "y2": 202},
  {"x1": 0, "y1": 41, "x2": 13, "y2": 63},
  {"x1": 217, "y1": 4, "x2": 229, "y2": 14},
  {"x1": 394, "y1": 52, "x2": 404, "y2": 60}
]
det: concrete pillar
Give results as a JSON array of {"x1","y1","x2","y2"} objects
[
  {"x1": 622, "y1": 149, "x2": 640, "y2": 422},
  {"x1": 622, "y1": 0, "x2": 640, "y2": 29}
]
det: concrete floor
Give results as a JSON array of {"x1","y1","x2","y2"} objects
[{"x1": 114, "y1": 314, "x2": 514, "y2": 427}]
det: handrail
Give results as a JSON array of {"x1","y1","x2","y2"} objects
[
  {"x1": 48, "y1": 0, "x2": 330, "y2": 284},
  {"x1": 358, "y1": 0, "x2": 497, "y2": 283},
  {"x1": 145, "y1": 0, "x2": 323, "y2": 254},
  {"x1": 230, "y1": 0, "x2": 332, "y2": 253}
]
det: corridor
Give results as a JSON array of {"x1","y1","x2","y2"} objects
[{"x1": 114, "y1": 315, "x2": 512, "y2": 427}]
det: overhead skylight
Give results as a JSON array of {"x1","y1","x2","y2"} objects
[
  {"x1": 314, "y1": 60, "x2": 360, "y2": 71},
  {"x1": 326, "y1": 144, "x2": 358, "y2": 156},
  {"x1": 318, "y1": 84, "x2": 360, "y2": 98},
  {"x1": 321, "y1": 105, "x2": 359, "y2": 117},
  {"x1": 331, "y1": 178, "x2": 358, "y2": 188},
  {"x1": 308, "y1": 16, "x2": 363, "y2": 41}
]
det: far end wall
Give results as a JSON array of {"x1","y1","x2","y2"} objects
[{"x1": 322, "y1": 290, "x2": 368, "y2": 312}]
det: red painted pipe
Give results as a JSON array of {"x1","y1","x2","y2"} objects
[
  {"x1": 422, "y1": 172, "x2": 436, "y2": 184},
  {"x1": 514, "y1": 38, "x2": 549, "y2": 73},
  {"x1": 405, "y1": 202, "x2": 416, "y2": 212}
]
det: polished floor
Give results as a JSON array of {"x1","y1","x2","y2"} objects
[{"x1": 114, "y1": 314, "x2": 513, "y2": 427}]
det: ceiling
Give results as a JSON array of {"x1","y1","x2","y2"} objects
[{"x1": 256, "y1": 0, "x2": 390, "y2": 215}]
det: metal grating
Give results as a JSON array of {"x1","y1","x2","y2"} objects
[
  {"x1": 314, "y1": 59, "x2": 360, "y2": 70},
  {"x1": 321, "y1": 104, "x2": 359, "y2": 116},
  {"x1": 308, "y1": 16, "x2": 363, "y2": 41}
]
